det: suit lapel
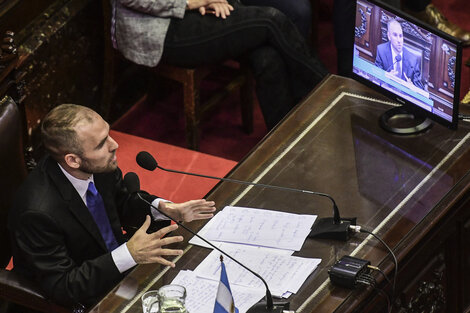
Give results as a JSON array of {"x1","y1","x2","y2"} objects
[{"x1": 44, "y1": 157, "x2": 109, "y2": 252}]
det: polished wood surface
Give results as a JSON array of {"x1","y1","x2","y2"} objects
[{"x1": 89, "y1": 74, "x2": 470, "y2": 313}]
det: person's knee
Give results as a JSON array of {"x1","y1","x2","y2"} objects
[
  {"x1": 262, "y1": 6, "x2": 290, "y2": 23},
  {"x1": 288, "y1": 1, "x2": 313, "y2": 24},
  {"x1": 248, "y1": 47, "x2": 285, "y2": 79}
]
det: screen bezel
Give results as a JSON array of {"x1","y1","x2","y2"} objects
[{"x1": 351, "y1": 0, "x2": 463, "y2": 129}]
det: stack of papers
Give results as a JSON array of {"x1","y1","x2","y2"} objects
[
  {"x1": 189, "y1": 206, "x2": 317, "y2": 251},
  {"x1": 172, "y1": 206, "x2": 321, "y2": 312},
  {"x1": 193, "y1": 245, "x2": 321, "y2": 297}
]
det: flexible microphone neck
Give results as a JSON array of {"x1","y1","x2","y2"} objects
[
  {"x1": 386, "y1": 54, "x2": 402, "y2": 72},
  {"x1": 132, "y1": 189, "x2": 275, "y2": 310},
  {"x1": 155, "y1": 164, "x2": 341, "y2": 224}
]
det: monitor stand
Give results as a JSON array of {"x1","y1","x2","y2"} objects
[{"x1": 379, "y1": 106, "x2": 432, "y2": 135}]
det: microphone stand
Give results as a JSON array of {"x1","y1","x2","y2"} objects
[
  {"x1": 134, "y1": 192, "x2": 288, "y2": 313},
  {"x1": 154, "y1": 164, "x2": 354, "y2": 241}
]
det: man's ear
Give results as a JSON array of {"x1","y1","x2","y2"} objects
[{"x1": 64, "y1": 153, "x2": 81, "y2": 169}]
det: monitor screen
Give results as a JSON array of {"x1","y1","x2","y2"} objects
[{"x1": 352, "y1": 0, "x2": 462, "y2": 129}]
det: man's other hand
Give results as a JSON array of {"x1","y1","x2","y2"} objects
[
  {"x1": 199, "y1": 2, "x2": 234, "y2": 18},
  {"x1": 159, "y1": 199, "x2": 216, "y2": 222},
  {"x1": 187, "y1": 0, "x2": 227, "y2": 10},
  {"x1": 127, "y1": 216, "x2": 183, "y2": 267}
]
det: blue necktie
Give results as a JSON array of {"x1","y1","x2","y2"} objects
[
  {"x1": 86, "y1": 182, "x2": 119, "y2": 251},
  {"x1": 396, "y1": 60, "x2": 402, "y2": 79}
]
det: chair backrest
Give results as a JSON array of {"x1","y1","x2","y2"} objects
[{"x1": 0, "y1": 96, "x2": 27, "y2": 268}]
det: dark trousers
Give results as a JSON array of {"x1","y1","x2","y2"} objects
[
  {"x1": 240, "y1": 0, "x2": 312, "y2": 39},
  {"x1": 160, "y1": 4, "x2": 327, "y2": 129}
]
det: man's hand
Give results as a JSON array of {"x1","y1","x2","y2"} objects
[
  {"x1": 199, "y1": 2, "x2": 234, "y2": 18},
  {"x1": 403, "y1": 72, "x2": 412, "y2": 83},
  {"x1": 159, "y1": 199, "x2": 216, "y2": 222},
  {"x1": 127, "y1": 216, "x2": 183, "y2": 267},
  {"x1": 186, "y1": 0, "x2": 227, "y2": 10},
  {"x1": 186, "y1": 0, "x2": 234, "y2": 18}
]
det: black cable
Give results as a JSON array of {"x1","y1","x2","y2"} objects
[
  {"x1": 367, "y1": 265, "x2": 392, "y2": 286},
  {"x1": 356, "y1": 277, "x2": 391, "y2": 313},
  {"x1": 365, "y1": 266, "x2": 393, "y2": 302},
  {"x1": 359, "y1": 228, "x2": 397, "y2": 313},
  {"x1": 374, "y1": 287, "x2": 392, "y2": 313}
]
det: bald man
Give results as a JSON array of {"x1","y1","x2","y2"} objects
[{"x1": 375, "y1": 20, "x2": 424, "y2": 89}]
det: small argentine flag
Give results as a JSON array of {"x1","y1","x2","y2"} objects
[{"x1": 213, "y1": 255, "x2": 239, "y2": 313}]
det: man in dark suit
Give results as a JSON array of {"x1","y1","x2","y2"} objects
[
  {"x1": 8, "y1": 104, "x2": 216, "y2": 310},
  {"x1": 375, "y1": 19, "x2": 424, "y2": 89}
]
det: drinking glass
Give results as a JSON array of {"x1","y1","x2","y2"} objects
[
  {"x1": 158, "y1": 284, "x2": 187, "y2": 313},
  {"x1": 141, "y1": 290, "x2": 160, "y2": 313}
]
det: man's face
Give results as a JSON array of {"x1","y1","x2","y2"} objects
[
  {"x1": 74, "y1": 113, "x2": 119, "y2": 175},
  {"x1": 388, "y1": 21, "x2": 403, "y2": 54}
]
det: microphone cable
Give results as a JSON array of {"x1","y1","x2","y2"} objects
[{"x1": 350, "y1": 225, "x2": 398, "y2": 313}]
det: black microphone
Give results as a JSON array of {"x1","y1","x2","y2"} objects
[
  {"x1": 136, "y1": 151, "x2": 355, "y2": 241},
  {"x1": 386, "y1": 54, "x2": 402, "y2": 72},
  {"x1": 123, "y1": 172, "x2": 287, "y2": 313}
]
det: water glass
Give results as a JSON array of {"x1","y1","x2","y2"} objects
[
  {"x1": 158, "y1": 284, "x2": 187, "y2": 313},
  {"x1": 141, "y1": 290, "x2": 160, "y2": 313}
]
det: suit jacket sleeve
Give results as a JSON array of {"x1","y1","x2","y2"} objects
[
  {"x1": 375, "y1": 42, "x2": 392, "y2": 71},
  {"x1": 403, "y1": 50, "x2": 424, "y2": 89}
]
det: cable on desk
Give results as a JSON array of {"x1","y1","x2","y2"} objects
[
  {"x1": 368, "y1": 264, "x2": 392, "y2": 286},
  {"x1": 356, "y1": 273, "x2": 391, "y2": 313},
  {"x1": 350, "y1": 226, "x2": 398, "y2": 313}
]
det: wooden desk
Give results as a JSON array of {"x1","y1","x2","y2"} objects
[{"x1": 90, "y1": 75, "x2": 470, "y2": 313}]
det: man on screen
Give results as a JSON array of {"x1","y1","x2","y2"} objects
[{"x1": 375, "y1": 19, "x2": 424, "y2": 89}]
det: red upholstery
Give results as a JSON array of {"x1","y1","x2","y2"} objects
[{"x1": 110, "y1": 130, "x2": 237, "y2": 203}]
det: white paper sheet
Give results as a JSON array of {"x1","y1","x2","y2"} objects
[
  {"x1": 189, "y1": 206, "x2": 317, "y2": 251},
  {"x1": 193, "y1": 246, "x2": 321, "y2": 297}
]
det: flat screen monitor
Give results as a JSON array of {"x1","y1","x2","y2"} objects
[{"x1": 352, "y1": 0, "x2": 463, "y2": 134}]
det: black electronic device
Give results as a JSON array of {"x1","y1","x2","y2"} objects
[
  {"x1": 352, "y1": 0, "x2": 462, "y2": 134},
  {"x1": 329, "y1": 255, "x2": 371, "y2": 289}
]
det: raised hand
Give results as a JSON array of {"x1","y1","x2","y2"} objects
[{"x1": 127, "y1": 216, "x2": 183, "y2": 267}]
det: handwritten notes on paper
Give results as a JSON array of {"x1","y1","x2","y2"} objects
[
  {"x1": 193, "y1": 245, "x2": 321, "y2": 297},
  {"x1": 171, "y1": 270, "x2": 264, "y2": 313},
  {"x1": 178, "y1": 206, "x2": 321, "y2": 310},
  {"x1": 189, "y1": 206, "x2": 317, "y2": 251}
]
